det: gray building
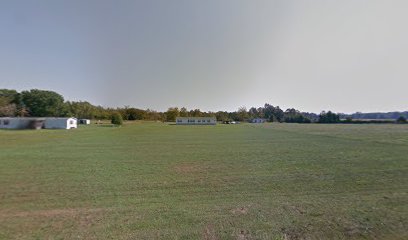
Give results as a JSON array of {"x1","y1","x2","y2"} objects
[
  {"x1": 176, "y1": 117, "x2": 216, "y2": 125},
  {"x1": 250, "y1": 118, "x2": 267, "y2": 123},
  {"x1": 0, "y1": 117, "x2": 77, "y2": 129}
]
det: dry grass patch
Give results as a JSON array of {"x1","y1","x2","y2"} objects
[
  {"x1": 173, "y1": 163, "x2": 212, "y2": 174},
  {"x1": 203, "y1": 223, "x2": 219, "y2": 240},
  {"x1": 231, "y1": 207, "x2": 249, "y2": 215},
  {"x1": 0, "y1": 207, "x2": 105, "y2": 219},
  {"x1": 0, "y1": 207, "x2": 109, "y2": 239}
]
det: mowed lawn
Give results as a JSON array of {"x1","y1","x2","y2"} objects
[{"x1": 0, "y1": 123, "x2": 407, "y2": 239}]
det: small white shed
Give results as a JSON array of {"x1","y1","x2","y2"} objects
[{"x1": 44, "y1": 118, "x2": 77, "y2": 129}]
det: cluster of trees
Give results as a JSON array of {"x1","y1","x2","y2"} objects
[
  {"x1": 0, "y1": 89, "x2": 20, "y2": 116},
  {"x1": 0, "y1": 89, "x2": 317, "y2": 123},
  {"x1": 0, "y1": 89, "x2": 160, "y2": 121},
  {"x1": 213, "y1": 105, "x2": 313, "y2": 123},
  {"x1": 162, "y1": 107, "x2": 214, "y2": 122},
  {"x1": 161, "y1": 105, "x2": 313, "y2": 123},
  {"x1": 340, "y1": 111, "x2": 408, "y2": 120},
  {"x1": 318, "y1": 111, "x2": 340, "y2": 123},
  {"x1": 0, "y1": 89, "x2": 67, "y2": 117},
  {"x1": 282, "y1": 108, "x2": 312, "y2": 123},
  {"x1": 0, "y1": 89, "x2": 109, "y2": 119},
  {"x1": 0, "y1": 89, "x2": 169, "y2": 122},
  {"x1": 1, "y1": 88, "x2": 405, "y2": 124}
]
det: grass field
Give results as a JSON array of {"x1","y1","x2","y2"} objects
[{"x1": 0, "y1": 122, "x2": 407, "y2": 239}]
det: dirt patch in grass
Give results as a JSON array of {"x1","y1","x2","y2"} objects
[
  {"x1": 231, "y1": 207, "x2": 248, "y2": 215},
  {"x1": 236, "y1": 229, "x2": 252, "y2": 240},
  {"x1": 0, "y1": 208, "x2": 109, "y2": 239},
  {"x1": 281, "y1": 228, "x2": 306, "y2": 240},
  {"x1": 344, "y1": 226, "x2": 362, "y2": 238},
  {"x1": 282, "y1": 204, "x2": 306, "y2": 215},
  {"x1": 173, "y1": 163, "x2": 211, "y2": 174},
  {"x1": 203, "y1": 224, "x2": 219, "y2": 240},
  {"x1": 343, "y1": 222, "x2": 373, "y2": 239}
]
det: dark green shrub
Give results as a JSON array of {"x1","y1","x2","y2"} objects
[
  {"x1": 396, "y1": 116, "x2": 407, "y2": 124},
  {"x1": 111, "y1": 112, "x2": 123, "y2": 126}
]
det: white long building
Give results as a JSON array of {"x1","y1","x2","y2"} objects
[
  {"x1": 176, "y1": 117, "x2": 217, "y2": 125},
  {"x1": 44, "y1": 118, "x2": 77, "y2": 129},
  {"x1": 0, "y1": 117, "x2": 77, "y2": 130}
]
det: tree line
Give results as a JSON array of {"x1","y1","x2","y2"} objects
[
  {"x1": 1, "y1": 88, "x2": 406, "y2": 124},
  {"x1": 340, "y1": 111, "x2": 408, "y2": 120}
]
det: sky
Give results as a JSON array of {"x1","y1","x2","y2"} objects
[{"x1": 0, "y1": 0, "x2": 407, "y2": 113}]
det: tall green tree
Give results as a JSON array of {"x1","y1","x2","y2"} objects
[
  {"x1": 21, "y1": 89, "x2": 68, "y2": 117},
  {"x1": 0, "y1": 104, "x2": 17, "y2": 117},
  {"x1": 263, "y1": 104, "x2": 284, "y2": 122},
  {"x1": 145, "y1": 109, "x2": 163, "y2": 121},
  {"x1": 179, "y1": 107, "x2": 188, "y2": 117},
  {"x1": 123, "y1": 107, "x2": 145, "y2": 120},
  {"x1": 0, "y1": 89, "x2": 19, "y2": 117},
  {"x1": 165, "y1": 107, "x2": 180, "y2": 122},
  {"x1": 0, "y1": 89, "x2": 18, "y2": 106},
  {"x1": 237, "y1": 106, "x2": 249, "y2": 121},
  {"x1": 248, "y1": 107, "x2": 259, "y2": 119},
  {"x1": 67, "y1": 101, "x2": 96, "y2": 119},
  {"x1": 189, "y1": 109, "x2": 203, "y2": 117},
  {"x1": 215, "y1": 111, "x2": 229, "y2": 121},
  {"x1": 284, "y1": 108, "x2": 311, "y2": 123}
]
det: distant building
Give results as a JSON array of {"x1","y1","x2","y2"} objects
[
  {"x1": 250, "y1": 118, "x2": 267, "y2": 123},
  {"x1": 0, "y1": 117, "x2": 45, "y2": 129},
  {"x1": 44, "y1": 118, "x2": 77, "y2": 129},
  {"x1": 78, "y1": 119, "x2": 91, "y2": 125},
  {"x1": 0, "y1": 117, "x2": 77, "y2": 130},
  {"x1": 176, "y1": 117, "x2": 216, "y2": 125}
]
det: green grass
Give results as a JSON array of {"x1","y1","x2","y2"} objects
[{"x1": 0, "y1": 122, "x2": 407, "y2": 239}]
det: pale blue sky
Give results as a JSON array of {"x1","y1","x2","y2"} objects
[{"x1": 1, "y1": 0, "x2": 407, "y2": 113}]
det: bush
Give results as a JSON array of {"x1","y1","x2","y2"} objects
[
  {"x1": 111, "y1": 112, "x2": 123, "y2": 125},
  {"x1": 396, "y1": 116, "x2": 407, "y2": 124}
]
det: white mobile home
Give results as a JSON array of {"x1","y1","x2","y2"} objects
[
  {"x1": 0, "y1": 117, "x2": 45, "y2": 129},
  {"x1": 0, "y1": 117, "x2": 77, "y2": 130},
  {"x1": 44, "y1": 118, "x2": 77, "y2": 129},
  {"x1": 176, "y1": 117, "x2": 216, "y2": 125}
]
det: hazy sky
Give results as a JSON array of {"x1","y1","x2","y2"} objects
[{"x1": 1, "y1": 0, "x2": 407, "y2": 113}]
